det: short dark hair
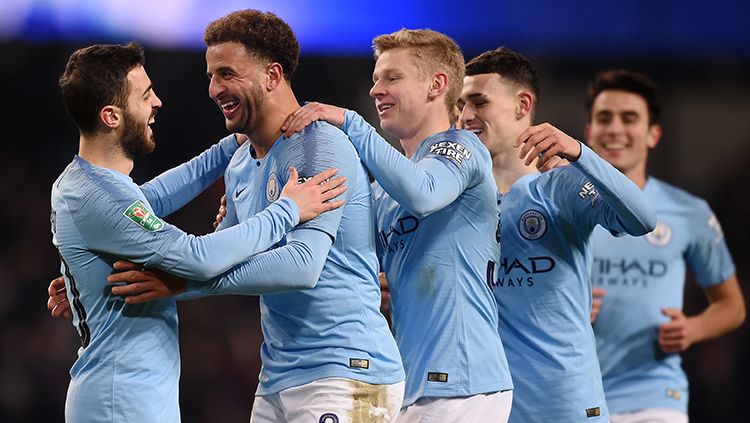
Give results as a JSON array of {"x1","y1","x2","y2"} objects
[
  {"x1": 465, "y1": 47, "x2": 541, "y2": 106},
  {"x1": 585, "y1": 70, "x2": 662, "y2": 125},
  {"x1": 204, "y1": 10, "x2": 299, "y2": 81},
  {"x1": 59, "y1": 42, "x2": 145, "y2": 135}
]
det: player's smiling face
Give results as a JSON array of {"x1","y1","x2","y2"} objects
[
  {"x1": 369, "y1": 48, "x2": 432, "y2": 140},
  {"x1": 459, "y1": 73, "x2": 522, "y2": 157},
  {"x1": 206, "y1": 41, "x2": 266, "y2": 135},
  {"x1": 585, "y1": 90, "x2": 661, "y2": 176},
  {"x1": 121, "y1": 65, "x2": 161, "y2": 159}
]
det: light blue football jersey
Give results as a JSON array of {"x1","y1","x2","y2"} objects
[
  {"x1": 495, "y1": 144, "x2": 655, "y2": 422},
  {"x1": 206, "y1": 122, "x2": 404, "y2": 395},
  {"x1": 591, "y1": 177, "x2": 735, "y2": 414},
  {"x1": 51, "y1": 136, "x2": 301, "y2": 423},
  {"x1": 340, "y1": 111, "x2": 512, "y2": 407}
]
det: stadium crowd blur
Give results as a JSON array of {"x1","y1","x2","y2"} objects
[{"x1": 1, "y1": 5, "x2": 749, "y2": 422}]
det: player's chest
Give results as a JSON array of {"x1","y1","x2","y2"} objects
[{"x1": 228, "y1": 158, "x2": 285, "y2": 219}]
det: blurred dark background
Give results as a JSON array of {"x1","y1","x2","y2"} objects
[{"x1": 1, "y1": 1, "x2": 749, "y2": 422}]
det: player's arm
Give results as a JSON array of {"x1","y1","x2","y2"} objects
[
  {"x1": 282, "y1": 104, "x2": 473, "y2": 217},
  {"x1": 528, "y1": 123, "x2": 656, "y2": 235},
  {"x1": 110, "y1": 228, "x2": 333, "y2": 302},
  {"x1": 659, "y1": 206, "x2": 745, "y2": 352},
  {"x1": 573, "y1": 142, "x2": 656, "y2": 235},
  {"x1": 140, "y1": 134, "x2": 243, "y2": 217},
  {"x1": 110, "y1": 130, "x2": 356, "y2": 302},
  {"x1": 84, "y1": 167, "x2": 343, "y2": 280},
  {"x1": 659, "y1": 275, "x2": 745, "y2": 353},
  {"x1": 519, "y1": 123, "x2": 655, "y2": 235}
]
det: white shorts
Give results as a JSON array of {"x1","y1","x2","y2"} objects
[
  {"x1": 250, "y1": 378, "x2": 405, "y2": 423},
  {"x1": 610, "y1": 408, "x2": 688, "y2": 423},
  {"x1": 397, "y1": 389, "x2": 513, "y2": 423}
]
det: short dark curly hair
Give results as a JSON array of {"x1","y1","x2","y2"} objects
[
  {"x1": 59, "y1": 42, "x2": 145, "y2": 134},
  {"x1": 585, "y1": 70, "x2": 662, "y2": 125},
  {"x1": 465, "y1": 47, "x2": 540, "y2": 106},
  {"x1": 204, "y1": 10, "x2": 299, "y2": 81}
]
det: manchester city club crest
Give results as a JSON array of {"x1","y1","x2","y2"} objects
[
  {"x1": 646, "y1": 220, "x2": 672, "y2": 246},
  {"x1": 519, "y1": 210, "x2": 547, "y2": 240},
  {"x1": 266, "y1": 171, "x2": 280, "y2": 202}
]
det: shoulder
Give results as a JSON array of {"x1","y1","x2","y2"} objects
[
  {"x1": 422, "y1": 128, "x2": 490, "y2": 165},
  {"x1": 282, "y1": 121, "x2": 356, "y2": 158},
  {"x1": 650, "y1": 178, "x2": 712, "y2": 215},
  {"x1": 56, "y1": 158, "x2": 142, "y2": 216},
  {"x1": 301, "y1": 121, "x2": 350, "y2": 145}
]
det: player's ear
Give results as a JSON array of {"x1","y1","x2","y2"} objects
[
  {"x1": 427, "y1": 72, "x2": 449, "y2": 100},
  {"x1": 265, "y1": 62, "x2": 284, "y2": 91},
  {"x1": 516, "y1": 90, "x2": 534, "y2": 120},
  {"x1": 647, "y1": 123, "x2": 662, "y2": 149},
  {"x1": 99, "y1": 105, "x2": 121, "y2": 130}
]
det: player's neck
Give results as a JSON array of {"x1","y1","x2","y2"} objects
[
  {"x1": 493, "y1": 146, "x2": 536, "y2": 195},
  {"x1": 625, "y1": 161, "x2": 648, "y2": 189},
  {"x1": 246, "y1": 89, "x2": 300, "y2": 158},
  {"x1": 78, "y1": 132, "x2": 134, "y2": 175},
  {"x1": 399, "y1": 110, "x2": 451, "y2": 158}
]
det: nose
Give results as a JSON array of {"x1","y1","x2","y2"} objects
[
  {"x1": 459, "y1": 104, "x2": 474, "y2": 127},
  {"x1": 606, "y1": 116, "x2": 625, "y2": 134},
  {"x1": 152, "y1": 92, "x2": 163, "y2": 109},
  {"x1": 369, "y1": 80, "x2": 384, "y2": 98},
  {"x1": 208, "y1": 76, "x2": 224, "y2": 99}
]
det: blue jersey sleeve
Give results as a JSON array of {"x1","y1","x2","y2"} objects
[
  {"x1": 216, "y1": 184, "x2": 240, "y2": 232},
  {"x1": 72, "y1": 179, "x2": 299, "y2": 280},
  {"x1": 341, "y1": 110, "x2": 480, "y2": 218},
  {"x1": 140, "y1": 135, "x2": 238, "y2": 217},
  {"x1": 187, "y1": 227, "x2": 332, "y2": 295},
  {"x1": 550, "y1": 143, "x2": 656, "y2": 236},
  {"x1": 686, "y1": 202, "x2": 736, "y2": 286}
]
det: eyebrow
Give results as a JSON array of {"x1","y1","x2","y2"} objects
[
  {"x1": 142, "y1": 84, "x2": 153, "y2": 97},
  {"x1": 466, "y1": 93, "x2": 488, "y2": 101}
]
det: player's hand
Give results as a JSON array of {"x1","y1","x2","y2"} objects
[
  {"x1": 514, "y1": 123, "x2": 582, "y2": 171},
  {"x1": 108, "y1": 260, "x2": 186, "y2": 304},
  {"x1": 280, "y1": 102, "x2": 346, "y2": 138},
  {"x1": 47, "y1": 275, "x2": 72, "y2": 319},
  {"x1": 658, "y1": 308, "x2": 696, "y2": 353},
  {"x1": 281, "y1": 167, "x2": 346, "y2": 222},
  {"x1": 379, "y1": 272, "x2": 391, "y2": 316},
  {"x1": 213, "y1": 195, "x2": 228, "y2": 229},
  {"x1": 540, "y1": 156, "x2": 570, "y2": 173},
  {"x1": 590, "y1": 288, "x2": 607, "y2": 323}
]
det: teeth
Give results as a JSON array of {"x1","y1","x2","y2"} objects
[
  {"x1": 378, "y1": 104, "x2": 392, "y2": 112},
  {"x1": 603, "y1": 142, "x2": 625, "y2": 150},
  {"x1": 221, "y1": 100, "x2": 239, "y2": 111}
]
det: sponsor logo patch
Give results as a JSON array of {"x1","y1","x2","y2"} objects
[
  {"x1": 666, "y1": 388, "x2": 682, "y2": 400},
  {"x1": 349, "y1": 358, "x2": 370, "y2": 369},
  {"x1": 519, "y1": 210, "x2": 547, "y2": 240},
  {"x1": 645, "y1": 220, "x2": 672, "y2": 246},
  {"x1": 578, "y1": 181, "x2": 599, "y2": 201},
  {"x1": 427, "y1": 372, "x2": 448, "y2": 382},
  {"x1": 123, "y1": 200, "x2": 164, "y2": 232},
  {"x1": 266, "y1": 172, "x2": 280, "y2": 202},
  {"x1": 707, "y1": 213, "x2": 725, "y2": 243},
  {"x1": 428, "y1": 140, "x2": 472, "y2": 165},
  {"x1": 586, "y1": 407, "x2": 601, "y2": 418}
]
